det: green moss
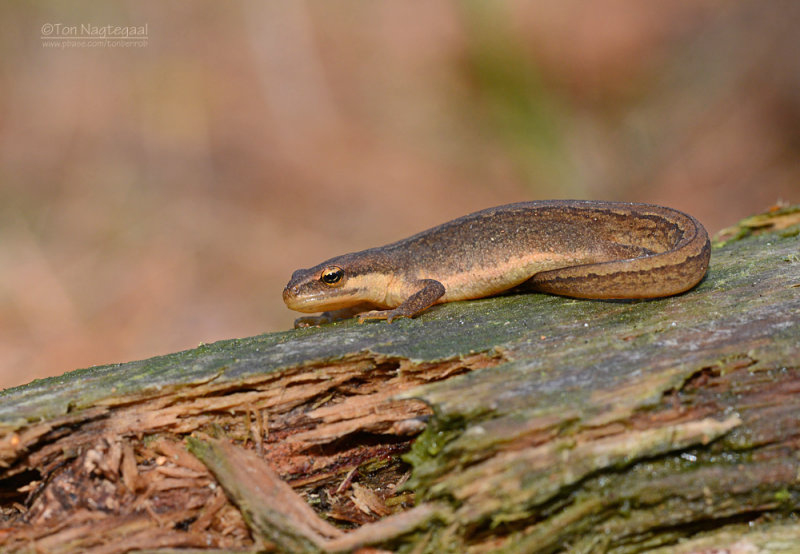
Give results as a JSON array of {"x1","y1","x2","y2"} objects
[{"x1": 774, "y1": 489, "x2": 792, "y2": 503}]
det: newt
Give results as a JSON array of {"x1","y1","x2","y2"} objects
[{"x1": 283, "y1": 200, "x2": 711, "y2": 327}]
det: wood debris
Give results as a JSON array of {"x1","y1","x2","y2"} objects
[{"x1": 0, "y1": 351, "x2": 500, "y2": 552}]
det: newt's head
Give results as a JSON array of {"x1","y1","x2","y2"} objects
[{"x1": 283, "y1": 251, "x2": 392, "y2": 313}]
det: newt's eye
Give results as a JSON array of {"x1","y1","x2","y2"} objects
[{"x1": 320, "y1": 266, "x2": 345, "y2": 286}]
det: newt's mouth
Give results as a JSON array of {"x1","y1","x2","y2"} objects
[
  {"x1": 283, "y1": 286, "x2": 365, "y2": 313},
  {"x1": 282, "y1": 285, "x2": 297, "y2": 304},
  {"x1": 282, "y1": 286, "x2": 319, "y2": 312}
]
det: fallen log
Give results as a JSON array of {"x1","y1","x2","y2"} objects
[{"x1": 1, "y1": 205, "x2": 798, "y2": 553}]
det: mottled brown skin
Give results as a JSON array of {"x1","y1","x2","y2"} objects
[{"x1": 283, "y1": 201, "x2": 711, "y2": 327}]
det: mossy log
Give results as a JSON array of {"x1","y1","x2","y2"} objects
[{"x1": 1, "y1": 206, "x2": 799, "y2": 553}]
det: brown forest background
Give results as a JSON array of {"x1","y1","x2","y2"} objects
[{"x1": 1, "y1": 1, "x2": 798, "y2": 389}]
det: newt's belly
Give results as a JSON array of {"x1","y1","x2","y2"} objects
[{"x1": 416, "y1": 252, "x2": 590, "y2": 303}]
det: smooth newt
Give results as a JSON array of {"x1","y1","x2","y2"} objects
[{"x1": 283, "y1": 200, "x2": 711, "y2": 327}]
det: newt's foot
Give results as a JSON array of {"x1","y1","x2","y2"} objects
[
  {"x1": 293, "y1": 305, "x2": 379, "y2": 328},
  {"x1": 357, "y1": 309, "x2": 410, "y2": 324},
  {"x1": 294, "y1": 315, "x2": 332, "y2": 328}
]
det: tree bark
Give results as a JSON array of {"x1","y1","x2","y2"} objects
[{"x1": 1, "y1": 205, "x2": 798, "y2": 553}]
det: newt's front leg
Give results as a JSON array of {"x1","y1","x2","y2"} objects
[
  {"x1": 294, "y1": 304, "x2": 376, "y2": 328},
  {"x1": 358, "y1": 280, "x2": 446, "y2": 323}
]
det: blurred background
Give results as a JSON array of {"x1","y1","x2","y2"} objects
[{"x1": 1, "y1": 1, "x2": 798, "y2": 389}]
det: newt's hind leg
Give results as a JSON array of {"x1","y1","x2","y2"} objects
[
  {"x1": 520, "y1": 243, "x2": 659, "y2": 300},
  {"x1": 523, "y1": 244, "x2": 699, "y2": 300}
]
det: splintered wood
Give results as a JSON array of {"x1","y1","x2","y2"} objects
[
  {"x1": 12, "y1": 436, "x2": 249, "y2": 553},
  {"x1": 0, "y1": 351, "x2": 500, "y2": 552},
  {"x1": 188, "y1": 436, "x2": 447, "y2": 553}
]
